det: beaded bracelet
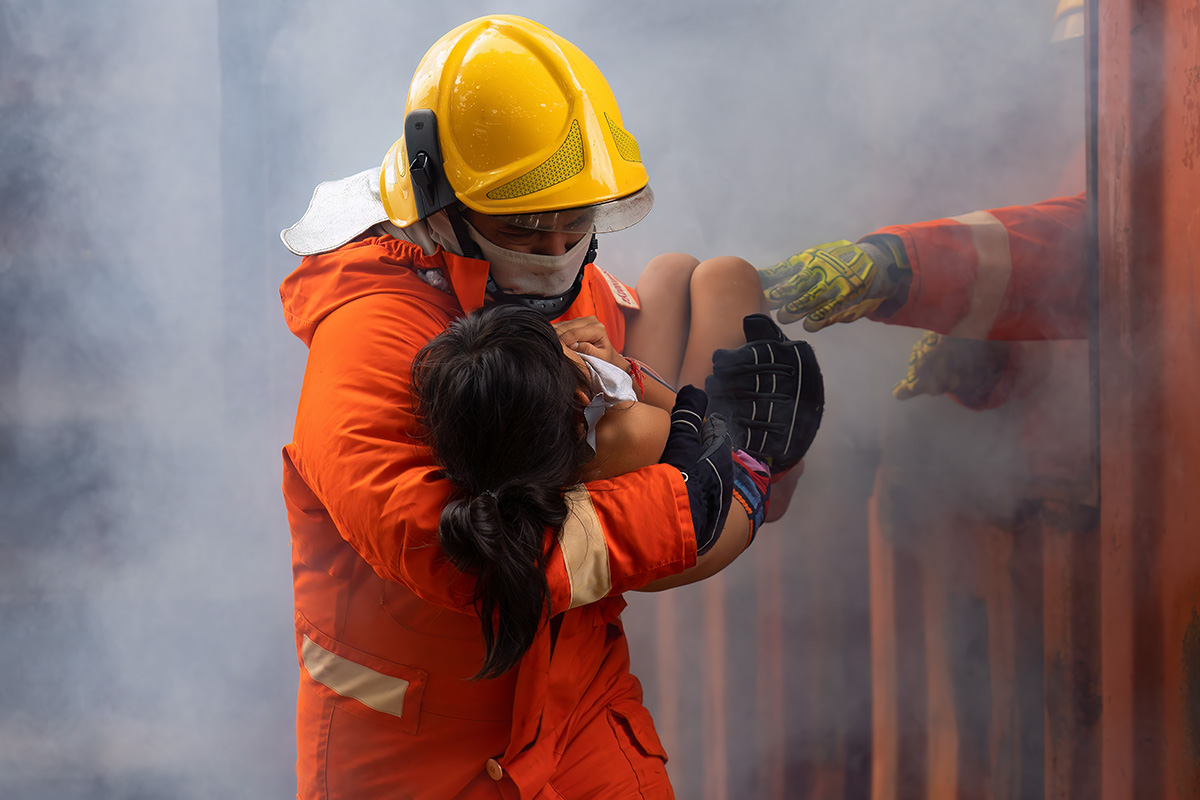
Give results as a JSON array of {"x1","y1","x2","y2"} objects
[{"x1": 625, "y1": 357, "x2": 646, "y2": 401}]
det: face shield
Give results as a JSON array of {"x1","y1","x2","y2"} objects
[{"x1": 484, "y1": 186, "x2": 654, "y2": 234}]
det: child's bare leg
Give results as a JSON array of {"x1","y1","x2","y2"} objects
[
  {"x1": 624, "y1": 252, "x2": 700, "y2": 387},
  {"x1": 678, "y1": 256, "x2": 767, "y2": 387}
]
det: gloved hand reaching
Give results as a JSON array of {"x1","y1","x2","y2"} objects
[
  {"x1": 705, "y1": 314, "x2": 824, "y2": 474},
  {"x1": 758, "y1": 235, "x2": 911, "y2": 331}
]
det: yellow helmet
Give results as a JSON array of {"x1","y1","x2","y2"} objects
[
  {"x1": 1051, "y1": 0, "x2": 1084, "y2": 42},
  {"x1": 381, "y1": 15, "x2": 652, "y2": 233}
]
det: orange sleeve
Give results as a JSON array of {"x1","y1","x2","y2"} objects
[
  {"x1": 872, "y1": 193, "x2": 1088, "y2": 341},
  {"x1": 287, "y1": 291, "x2": 695, "y2": 612}
]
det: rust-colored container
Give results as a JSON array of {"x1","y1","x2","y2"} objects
[{"x1": 1096, "y1": 1, "x2": 1200, "y2": 798}]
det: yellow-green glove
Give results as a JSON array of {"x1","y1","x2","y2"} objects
[
  {"x1": 759, "y1": 236, "x2": 909, "y2": 332},
  {"x1": 892, "y1": 331, "x2": 1011, "y2": 406}
]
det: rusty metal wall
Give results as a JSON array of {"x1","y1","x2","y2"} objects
[
  {"x1": 1096, "y1": 1, "x2": 1200, "y2": 798},
  {"x1": 862, "y1": 3, "x2": 1200, "y2": 800}
]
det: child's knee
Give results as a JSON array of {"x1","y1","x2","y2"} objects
[
  {"x1": 638, "y1": 252, "x2": 701, "y2": 294},
  {"x1": 693, "y1": 255, "x2": 761, "y2": 292}
]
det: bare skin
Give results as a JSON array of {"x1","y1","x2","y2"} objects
[
  {"x1": 555, "y1": 317, "x2": 754, "y2": 589},
  {"x1": 624, "y1": 253, "x2": 768, "y2": 389},
  {"x1": 560, "y1": 341, "x2": 671, "y2": 480},
  {"x1": 610, "y1": 252, "x2": 801, "y2": 520}
]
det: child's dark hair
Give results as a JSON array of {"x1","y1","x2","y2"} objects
[{"x1": 412, "y1": 304, "x2": 594, "y2": 678}]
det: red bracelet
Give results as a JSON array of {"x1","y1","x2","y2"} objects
[{"x1": 626, "y1": 357, "x2": 646, "y2": 401}]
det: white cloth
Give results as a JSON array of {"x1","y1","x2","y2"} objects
[
  {"x1": 579, "y1": 353, "x2": 637, "y2": 450},
  {"x1": 467, "y1": 221, "x2": 592, "y2": 296}
]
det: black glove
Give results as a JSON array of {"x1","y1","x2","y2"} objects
[
  {"x1": 658, "y1": 386, "x2": 734, "y2": 555},
  {"x1": 705, "y1": 314, "x2": 824, "y2": 473}
]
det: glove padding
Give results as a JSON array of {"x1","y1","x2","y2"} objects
[
  {"x1": 759, "y1": 236, "x2": 908, "y2": 330},
  {"x1": 705, "y1": 314, "x2": 824, "y2": 473},
  {"x1": 658, "y1": 386, "x2": 735, "y2": 556}
]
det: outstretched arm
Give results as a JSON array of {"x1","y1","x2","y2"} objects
[{"x1": 758, "y1": 193, "x2": 1087, "y2": 341}]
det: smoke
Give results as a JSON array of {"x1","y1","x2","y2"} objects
[{"x1": 0, "y1": 0, "x2": 1082, "y2": 797}]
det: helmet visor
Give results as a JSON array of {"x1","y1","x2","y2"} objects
[{"x1": 490, "y1": 186, "x2": 654, "y2": 234}]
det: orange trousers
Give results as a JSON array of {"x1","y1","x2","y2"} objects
[{"x1": 296, "y1": 634, "x2": 675, "y2": 800}]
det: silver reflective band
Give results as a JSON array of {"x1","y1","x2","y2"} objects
[
  {"x1": 280, "y1": 168, "x2": 389, "y2": 256},
  {"x1": 947, "y1": 211, "x2": 1013, "y2": 340},
  {"x1": 301, "y1": 635, "x2": 409, "y2": 718},
  {"x1": 494, "y1": 186, "x2": 654, "y2": 233}
]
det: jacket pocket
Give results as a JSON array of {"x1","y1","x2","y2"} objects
[
  {"x1": 606, "y1": 700, "x2": 672, "y2": 797},
  {"x1": 296, "y1": 611, "x2": 427, "y2": 734},
  {"x1": 607, "y1": 699, "x2": 669, "y2": 762}
]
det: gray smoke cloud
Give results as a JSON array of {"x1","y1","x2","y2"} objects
[{"x1": 1, "y1": 0, "x2": 1082, "y2": 797}]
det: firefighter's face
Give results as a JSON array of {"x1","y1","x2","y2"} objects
[
  {"x1": 465, "y1": 211, "x2": 587, "y2": 256},
  {"x1": 464, "y1": 210, "x2": 593, "y2": 297}
]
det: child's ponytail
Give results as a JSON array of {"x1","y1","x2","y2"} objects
[{"x1": 413, "y1": 306, "x2": 594, "y2": 678}]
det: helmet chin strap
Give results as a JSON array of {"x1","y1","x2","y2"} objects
[
  {"x1": 485, "y1": 235, "x2": 598, "y2": 319},
  {"x1": 443, "y1": 205, "x2": 481, "y2": 260}
]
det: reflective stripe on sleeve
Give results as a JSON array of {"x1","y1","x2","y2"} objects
[
  {"x1": 301, "y1": 634, "x2": 409, "y2": 718},
  {"x1": 947, "y1": 210, "x2": 1013, "y2": 339},
  {"x1": 560, "y1": 487, "x2": 613, "y2": 609}
]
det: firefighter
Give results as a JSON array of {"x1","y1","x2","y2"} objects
[
  {"x1": 279, "y1": 16, "x2": 818, "y2": 800},
  {"x1": 758, "y1": 191, "x2": 1085, "y2": 347},
  {"x1": 757, "y1": 1, "x2": 1087, "y2": 426}
]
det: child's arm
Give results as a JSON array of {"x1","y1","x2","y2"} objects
[
  {"x1": 555, "y1": 316, "x2": 675, "y2": 479},
  {"x1": 588, "y1": 397, "x2": 759, "y2": 584},
  {"x1": 587, "y1": 383, "x2": 765, "y2": 586},
  {"x1": 584, "y1": 400, "x2": 670, "y2": 480},
  {"x1": 555, "y1": 315, "x2": 677, "y2": 411},
  {"x1": 625, "y1": 358, "x2": 677, "y2": 413}
]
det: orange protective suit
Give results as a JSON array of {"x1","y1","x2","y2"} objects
[
  {"x1": 280, "y1": 235, "x2": 694, "y2": 799},
  {"x1": 871, "y1": 190, "x2": 1092, "y2": 481},
  {"x1": 872, "y1": 192, "x2": 1087, "y2": 342}
]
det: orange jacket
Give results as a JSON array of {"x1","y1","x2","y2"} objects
[
  {"x1": 280, "y1": 236, "x2": 694, "y2": 798},
  {"x1": 870, "y1": 192, "x2": 1091, "y2": 493},
  {"x1": 872, "y1": 192, "x2": 1087, "y2": 341}
]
